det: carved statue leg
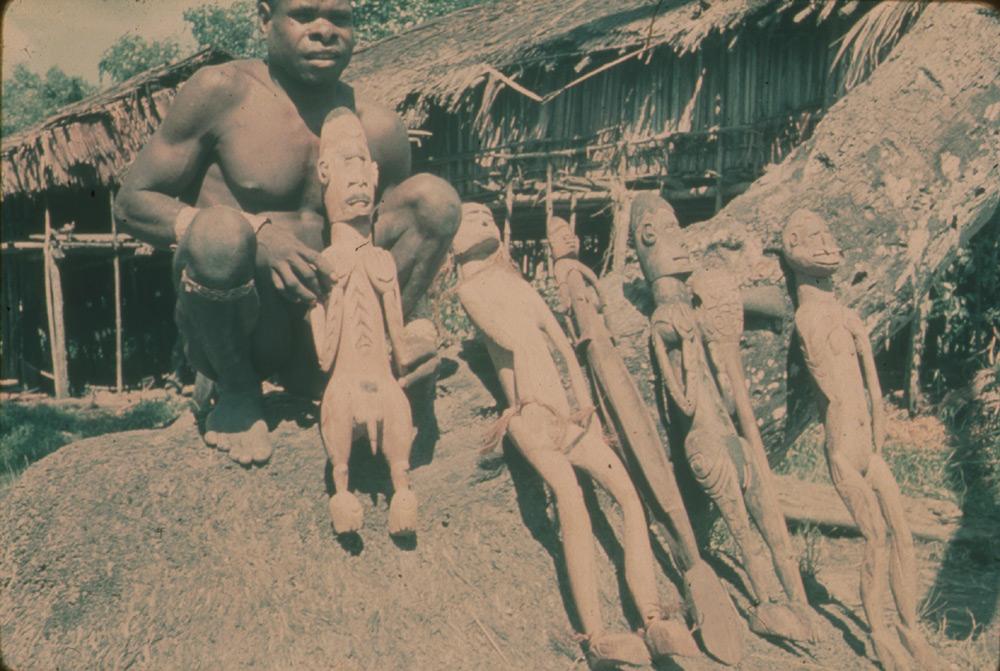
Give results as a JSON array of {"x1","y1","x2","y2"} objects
[
  {"x1": 569, "y1": 430, "x2": 699, "y2": 659},
  {"x1": 174, "y1": 207, "x2": 272, "y2": 465},
  {"x1": 507, "y1": 408, "x2": 648, "y2": 667},
  {"x1": 321, "y1": 384, "x2": 363, "y2": 534},
  {"x1": 829, "y1": 452, "x2": 911, "y2": 671},
  {"x1": 738, "y1": 437, "x2": 815, "y2": 638},
  {"x1": 383, "y1": 385, "x2": 417, "y2": 537},
  {"x1": 867, "y1": 456, "x2": 941, "y2": 669},
  {"x1": 373, "y1": 173, "x2": 460, "y2": 317}
]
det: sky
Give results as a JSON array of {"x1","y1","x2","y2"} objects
[{"x1": 2, "y1": 0, "x2": 242, "y2": 83}]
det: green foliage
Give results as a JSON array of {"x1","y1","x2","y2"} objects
[
  {"x1": 1, "y1": 64, "x2": 96, "y2": 135},
  {"x1": 184, "y1": 0, "x2": 266, "y2": 58},
  {"x1": 925, "y1": 222, "x2": 1000, "y2": 392},
  {"x1": 352, "y1": 0, "x2": 483, "y2": 43},
  {"x1": 0, "y1": 399, "x2": 182, "y2": 482},
  {"x1": 98, "y1": 34, "x2": 183, "y2": 84}
]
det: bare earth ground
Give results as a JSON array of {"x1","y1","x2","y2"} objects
[{"x1": 1, "y1": 341, "x2": 997, "y2": 670}]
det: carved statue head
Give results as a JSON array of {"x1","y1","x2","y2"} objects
[
  {"x1": 453, "y1": 203, "x2": 501, "y2": 261},
  {"x1": 546, "y1": 216, "x2": 579, "y2": 260},
  {"x1": 688, "y1": 269, "x2": 743, "y2": 343},
  {"x1": 317, "y1": 107, "x2": 379, "y2": 225},
  {"x1": 629, "y1": 193, "x2": 693, "y2": 281},
  {"x1": 782, "y1": 209, "x2": 843, "y2": 277}
]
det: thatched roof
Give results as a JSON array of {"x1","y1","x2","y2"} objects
[
  {"x1": 346, "y1": 0, "x2": 804, "y2": 125},
  {"x1": 2, "y1": 49, "x2": 231, "y2": 198}
]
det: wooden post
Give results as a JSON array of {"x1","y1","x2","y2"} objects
[
  {"x1": 43, "y1": 204, "x2": 70, "y2": 398},
  {"x1": 905, "y1": 297, "x2": 928, "y2": 415},
  {"x1": 504, "y1": 178, "x2": 514, "y2": 255},
  {"x1": 606, "y1": 151, "x2": 630, "y2": 274},
  {"x1": 1, "y1": 253, "x2": 18, "y2": 382},
  {"x1": 545, "y1": 160, "x2": 554, "y2": 279},
  {"x1": 110, "y1": 191, "x2": 124, "y2": 394},
  {"x1": 713, "y1": 94, "x2": 724, "y2": 214},
  {"x1": 569, "y1": 192, "x2": 578, "y2": 233}
]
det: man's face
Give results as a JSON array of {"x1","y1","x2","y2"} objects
[
  {"x1": 261, "y1": 0, "x2": 355, "y2": 85},
  {"x1": 546, "y1": 218, "x2": 579, "y2": 260},
  {"x1": 318, "y1": 112, "x2": 378, "y2": 224},
  {"x1": 783, "y1": 211, "x2": 842, "y2": 277},
  {"x1": 633, "y1": 210, "x2": 693, "y2": 281}
]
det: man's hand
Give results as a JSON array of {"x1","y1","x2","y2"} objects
[{"x1": 256, "y1": 222, "x2": 323, "y2": 304}]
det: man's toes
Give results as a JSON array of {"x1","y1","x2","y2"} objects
[
  {"x1": 248, "y1": 421, "x2": 273, "y2": 464},
  {"x1": 204, "y1": 429, "x2": 220, "y2": 447},
  {"x1": 228, "y1": 439, "x2": 254, "y2": 466}
]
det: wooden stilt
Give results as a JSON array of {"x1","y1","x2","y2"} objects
[
  {"x1": 111, "y1": 191, "x2": 124, "y2": 394},
  {"x1": 44, "y1": 204, "x2": 70, "y2": 398},
  {"x1": 714, "y1": 93, "x2": 725, "y2": 214},
  {"x1": 1, "y1": 253, "x2": 19, "y2": 381},
  {"x1": 545, "y1": 161, "x2": 554, "y2": 279},
  {"x1": 504, "y1": 178, "x2": 514, "y2": 255},
  {"x1": 905, "y1": 297, "x2": 928, "y2": 415},
  {"x1": 607, "y1": 152, "x2": 631, "y2": 274}
]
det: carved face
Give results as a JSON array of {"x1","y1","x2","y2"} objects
[
  {"x1": 632, "y1": 208, "x2": 693, "y2": 282},
  {"x1": 688, "y1": 269, "x2": 742, "y2": 342},
  {"x1": 317, "y1": 108, "x2": 379, "y2": 224},
  {"x1": 782, "y1": 210, "x2": 843, "y2": 277},
  {"x1": 453, "y1": 203, "x2": 501, "y2": 260},
  {"x1": 546, "y1": 217, "x2": 579, "y2": 260}
]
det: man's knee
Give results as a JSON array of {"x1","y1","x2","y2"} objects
[
  {"x1": 392, "y1": 173, "x2": 460, "y2": 241},
  {"x1": 181, "y1": 206, "x2": 257, "y2": 288}
]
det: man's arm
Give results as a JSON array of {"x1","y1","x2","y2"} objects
[{"x1": 115, "y1": 65, "x2": 237, "y2": 248}]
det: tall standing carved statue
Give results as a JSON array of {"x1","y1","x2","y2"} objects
[
  {"x1": 631, "y1": 195, "x2": 812, "y2": 644},
  {"x1": 783, "y1": 210, "x2": 940, "y2": 671},
  {"x1": 310, "y1": 108, "x2": 420, "y2": 537},
  {"x1": 546, "y1": 216, "x2": 744, "y2": 665},
  {"x1": 454, "y1": 204, "x2": 699, "y2": 667}
]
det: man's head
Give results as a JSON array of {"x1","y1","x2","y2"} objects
[
  {"x1": 546, "y1": 217, "x2": 579, "y2": 261},
  {"x1": 782, "y1": 209, "x2": 843, "y2": 277},
  {"x1": 318, "y1": 108, "x2": 378, "y2": 224},
  {"x1": 259, "y1": 0, "x2": 355, "y2": 86},
  {"x1": 628, "y1": 194, "x2": 693, "y2": 282},
  {"x1": 453, "y1": 203, "x2": 501, "y2": 262}
]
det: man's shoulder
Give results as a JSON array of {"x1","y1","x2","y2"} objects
[
  {"x1": 353, "y1": 95, "x2": 406, "y2": 140},
  {"x1": 180, "y1": 59, "x2": 264, "y2": 105}
]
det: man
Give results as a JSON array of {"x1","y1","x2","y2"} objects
[{"x1": 115, "y1": 0, "x2": 460, "y2": 465}]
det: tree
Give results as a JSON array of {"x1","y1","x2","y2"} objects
[
  {"x1": 184, "y1": 0, "x2": 266, "y2": 59},
  {"x1": 2, "y1": 64, "x2": 96, "y2": 135},
  {"x1": 352, "y1": 0, "x2": 483, "y2": 43},
  {"x1": 98, "y1": 34, "x2": 182, "y2": 85}
]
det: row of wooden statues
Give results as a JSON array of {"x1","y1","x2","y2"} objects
[{"x1": 310, "y1": 108, "x2": 936, "y2": 669}]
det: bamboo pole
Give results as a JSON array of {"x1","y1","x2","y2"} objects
[
  {"x1": 43, "y1": 203, "x2": 70, "y2": 398},
  {"x1": 110, "y1": 191, "x2": 123, "y2": 394}
]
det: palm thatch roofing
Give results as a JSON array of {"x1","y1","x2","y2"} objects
[
  {"x1": 1, "y1": 49, "x2": 231, "y2": 198},
  {"x1": 345, "y1": 0, "x2": 838, "y2": 125}
]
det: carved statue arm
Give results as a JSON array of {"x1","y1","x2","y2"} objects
[
  {"x1": 540, "y1": 300, "x2": 594, "y2": 416},
  {"x1": 652, "y1": 323, "x2": 696, "y2": 417},
  {"x1": 705, "y1": 340, "x2": 738, "y2": 416},
  {"x1": 570, "y1": 260, "x2": 608, "y2": 310},
  {"x1": 309, "y1": 283, "x2": 344, "y2": 373},
  {"x1": 847, "y1": 310, "x2": 886, "y2": 452},
  {"x1": 365, "y1": 248, "x2": 410, "y2": 374}
]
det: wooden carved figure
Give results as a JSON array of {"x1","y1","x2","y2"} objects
[
  {"x1": 454, "y1": 204, "x2": 699, "y2": 667},
  {"x1": 783, "y1": 210, "x2": 939, "y2": 671},
  {"x1": 631, "y1": 195, "x2": 812, "y2": 644},
  {"x1": 687, "y1": 268, "x2": 814, "y2": 630},
  {"x1": 309, "y1": 108, "x2": 417, "y2": 537},
  {"x1": 547, "y1": 216, "x2": 744, "y2": 665}
]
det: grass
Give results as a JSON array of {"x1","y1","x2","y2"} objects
[{"x1": 0, "y1": 396, "x2": 183, "y2": 487}]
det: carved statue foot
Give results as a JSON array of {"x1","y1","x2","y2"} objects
[
  {"x1": 748, "y1": 602, "x2": 813, "y2": 643},
  {"x1": 644, "y1": 618, "x2": 700, "y2": 659},
  {"x1": 871, "y1": 630, "x2": 913, "y2": 671},
  {"x1": 203, "y1": 389, "x2": 272, "y2": 466},
  {"x1": 683, "y1": 561, "x2": 744, "y2": 665},
  {"x1": 387, "y1": 488, "x2": 418, "y2": 537},
  {"x1": 789, "y1": 602, "x2": 820, "y2": 643},
  {"x1": 896, "y1": 623, "x2": 942, "y2": 670},
  {"x1": 329, "y1": 491, "x2": 364, "y2": 534},
  {"x1": 588, "y1": 631, "x2": 651, "y2": 668}
]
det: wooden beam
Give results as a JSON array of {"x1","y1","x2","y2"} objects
[
  {"x1": 43, "y1": 204, "x2": 70, "y2": 398},
  {"x1": 111, "y1": 191, "x2": 123, "y2": 394}
]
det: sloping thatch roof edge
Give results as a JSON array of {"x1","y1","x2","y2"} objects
[
  {"x1": 346, "y1": 0, "x2": 792, "y2": 125},
  {"x1": 2, "y1": 49, "x2": 231, "y2": 198}
]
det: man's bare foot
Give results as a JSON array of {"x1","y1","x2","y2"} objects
[{"x1": 203, "y1": 389, "x2": 272, "y2": 465}]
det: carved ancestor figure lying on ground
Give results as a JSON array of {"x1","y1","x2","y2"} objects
[
  {"x1": 631, "y1": 195, "x2": 813, "y2": 644},
  {"x1": 309, "y1": 108, "x2": 431, "y2": 537},
  {"x1": 454, "y1": 203, "x2": 699, "y2": 667},
  {"x1": 783, "y1": 210, "x2": 940, "y2": 671},
  {"x1": 546, "y1": 216, "x2": 744, "y2": 665}
]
